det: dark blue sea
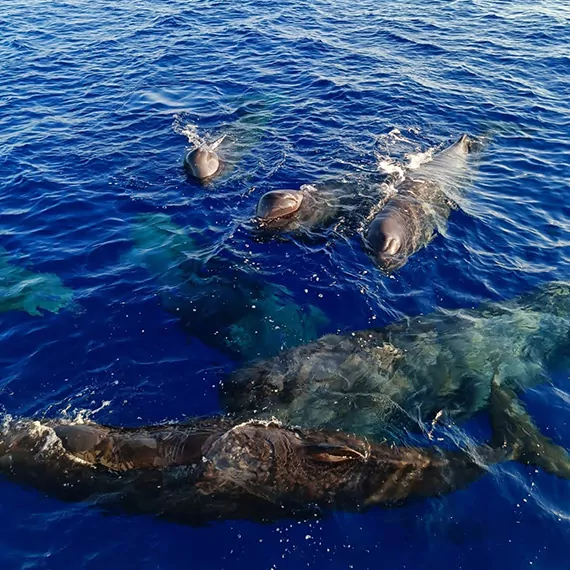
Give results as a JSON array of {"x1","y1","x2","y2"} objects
[{"x1": 1, "y1": 0, "x2": 569, "y2": 568}]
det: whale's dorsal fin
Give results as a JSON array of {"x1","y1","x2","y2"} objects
[{"x1": 208, "y1": 134, "x2": 226, "y2": 151}]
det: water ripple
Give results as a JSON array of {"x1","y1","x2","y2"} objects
[{"x1": 0, "y1": 0, "x2": 569, "y2": 568}]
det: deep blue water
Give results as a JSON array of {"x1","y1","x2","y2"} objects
[{"x1": 1, "y1": 0, "x2": 570, "y2": 568}]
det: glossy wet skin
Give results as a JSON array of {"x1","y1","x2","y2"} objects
[
  {"x1": 364, "y1": 205, "x2": 412, "y2": 272},
  {"x1": 0, "y1": 416, "x2": 496, "y2": 521},
  {"x1": 220, "y1": 282, "x2": 570, "y2": 478},
  {"x1": 363, "y1": 134, "x2": 475, "y2": 272},
  {"x1": 255, "y1": 189, "x2": 305, "y2": 229},
  {"x1": 184, "y1": 147, "x2": 221, "y2": 181}
]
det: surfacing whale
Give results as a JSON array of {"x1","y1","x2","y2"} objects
[
  {"x1": 221, "y1": 282, "x2": 570, "y2": 478},
  {"x1": 0, "y1": 393, "x2": 530, "y2": 526},
  {"x1": 364, "y1": 134, "x2": 478, "y2": 272},
  {"x1": 255, "y1": 176, "x2": 389, "y2": 237},
  {"x1": 183, "y1": 135, "x2": 225, "y2": 181}
]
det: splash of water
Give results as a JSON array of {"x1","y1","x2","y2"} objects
[{"x1": 375, "y1": 127, "x2": 435, "y2": 182}]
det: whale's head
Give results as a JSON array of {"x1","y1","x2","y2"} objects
[
  {"x1": 184, "y1": 147, "x2": 221, "y2": 181},
  {"x1": 255, "y1": 189, "x2": 306, "y2": 230},
  {"x1": 364, "y1": 213, "x2": 409, "y2": 273}
]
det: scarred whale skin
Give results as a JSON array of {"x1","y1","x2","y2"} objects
[{"x1": 0, "y1": 415, "x2": 501, "y2": 525}]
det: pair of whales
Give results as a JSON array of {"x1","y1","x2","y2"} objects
[
  {"x1": 222, "y1": 281, "x2": 570, "y2": 477},
  {"x1": 1, "y1": 282, "x2": 569, "y2": 525},
  {"x1": 256, "y1": 134, "x2": 476, "y2": 271},
  {"x1": 185, "y1": 131, "x2": 476, "y2": 271}
]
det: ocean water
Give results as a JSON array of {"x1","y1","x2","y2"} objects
[{"x1": 1, "y1": 0, "x2": 569, "y2": 568}]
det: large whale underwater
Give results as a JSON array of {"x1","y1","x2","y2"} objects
[
  {"x1": 0, "y1": 381, "x2": 551, "y2": 526},
  {"x1": 221, "y1": 282, "x2": 570, "y2": 478},
  {"x1": 123, "y1": 213, "x2": 328, "y2": 362}
]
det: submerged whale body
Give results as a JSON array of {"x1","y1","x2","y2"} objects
[
  {"x1": 364, "y1": 134, "x2": 477, "y2": 272},
  {"x1": 222, "y1": 282, "x2": 570, "y2": 478},
  {"x1": 124, "y1": 213, "x2": 328, "y2": 361},
  {"x1": 0, "y1": 404, "x2": 523, "y2": 526},
  {"x1": 0, "y1": 248, "x2": 74, "y2": 316}
]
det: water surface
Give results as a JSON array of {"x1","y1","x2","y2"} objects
[{"x1": 1, "y1": 0, "x2": 569, "y2": 568}]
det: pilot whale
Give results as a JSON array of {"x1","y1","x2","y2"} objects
[
  {"x1": 256, "y1": 186, "x2": 336, "y2": 232},
  {"x1": 364, "y1": 134, "x2": 477, "y2": 272},
  {"x1": 221, "y1": 282, "x2": 570, "y2": 479},
  {"x1": 123, "y1": 213, "x2": 328, "y2": 361},
  {"x1": 0, "y1": 391, "x2": 534, "y2": 526},
  {"x1": 183, "y1": 135, "x2": 225, "y2": 181},
  {"x1": 255, "y1": 176, "x2": 389, "y2": 236}
]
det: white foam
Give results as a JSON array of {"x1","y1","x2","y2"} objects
[
  {"x1": 209, "y1": 134, "x2": 226, "y2": 151},
  {"x1": 377, "y1": 159, "x2": 405, "y2": 178},
  {"x1": 172, "y1": 115, "x2": 204, "y2": 147},
  {"x1": 375, "y1": 127, "x2": 435, "y2": 179},
  {"x1": 377, "y1": 146, "x2": 435, "y2": 181},
  {"x1": 59, "y1": 399, "x2": 111, "y2": 424},
  {"x1": 406, "y1": 149, "x2": 433, "y2": 170}
]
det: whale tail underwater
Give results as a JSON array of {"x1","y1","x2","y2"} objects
[
  {"x1": 0, "y1": 380, "x2": 568, "y2": 526},
  {"x1": 489, "y1": 374, "x2": 570, "y2": 479}
]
